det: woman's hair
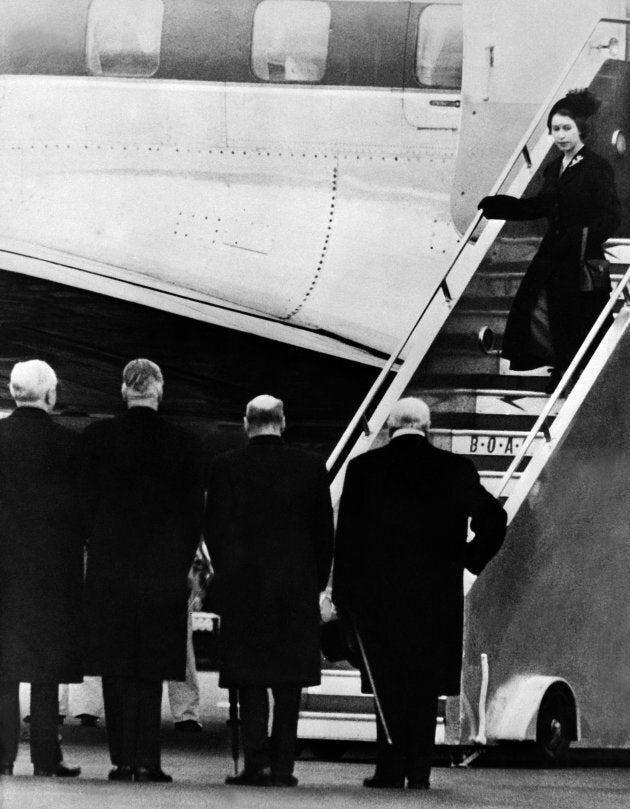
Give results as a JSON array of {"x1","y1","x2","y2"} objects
[{"x1": 547, "y1": 88, "x2": 601, "y2": 139}]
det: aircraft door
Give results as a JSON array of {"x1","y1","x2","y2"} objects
[{"x1": 402, "y1": 2, "x2": 462, "y2": 131}]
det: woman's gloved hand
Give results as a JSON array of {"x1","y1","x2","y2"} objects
[{"x1": 478, "y1": 196, "x2": 502, "y2": 219}]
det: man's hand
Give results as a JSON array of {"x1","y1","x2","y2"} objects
[{"x1": 319, "y1": 590, "x2": 337, "y2": 623}]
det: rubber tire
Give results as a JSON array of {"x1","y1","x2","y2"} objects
[
  {"x1": 309, "y1": 740, "x2": 348, "y2": 761},
  {"x1": 536, "y1": 688, "x2": 573, "y2": 767}
]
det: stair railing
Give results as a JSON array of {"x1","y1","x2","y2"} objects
[
  {"x1": 497, "y1": 261, "x2": 630, "y2": 508},
  {"x1": 326, "y1": 15, "x2": 629, "y2": 505}
]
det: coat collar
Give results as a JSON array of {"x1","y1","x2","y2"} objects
[
  {"x1": 248, "y1": 434, "x2": 283, "y2": 446},
  {"x1": 9, "y1": 406, "x2": 50, "y2": 420},
  {"x1": 556, "y1": 145, "x2": 590, "y2": 184},
  {"x1": 125, "y1": 405, "x2": 159, "y2": 418},
  {"x1": 389, "y1": 433, "x2": 429, "y2": 448}
]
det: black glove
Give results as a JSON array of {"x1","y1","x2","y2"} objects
[{"x1": 478, "y1": 196, "x2": 501, "y2": 218}]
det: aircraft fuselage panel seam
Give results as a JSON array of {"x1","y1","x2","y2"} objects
[{"x1": 281, "y1": 163, "x2": 338, "y2": 322}]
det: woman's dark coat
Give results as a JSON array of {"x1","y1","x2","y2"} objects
[
  {"x1": 332, "y1": 434, "x2": 507, "y2": 696},
  {"x1": 205, "y1": 435, "x2": 334, "y2": 688},
  {"x1": 77, "y1": 407, "x2": 204, "y2": 682},
  {"x1": 482, "y1": 146, "x2": 620, "y2": 370},
  {"x1": 0, "y1": 407, "x2": 84, "y2": 683}
]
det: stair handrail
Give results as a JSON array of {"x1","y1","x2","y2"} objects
[
  {"x1": 497, "y1": 262, "x2": 630, "y2": 501},
  {"x1": 327, "y1": 14, "x2": 629, "y2": 484}
]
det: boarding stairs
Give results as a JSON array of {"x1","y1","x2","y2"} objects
[
  {"x1": 301, "y1": 248, "x2": 630, "y2": 757},
  {"x1": 299, "y1": 17, "x2": 630, "y2": 755}
]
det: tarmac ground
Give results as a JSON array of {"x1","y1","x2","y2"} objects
[{"x1": 2, "y1": 719, "x2": 630, "y2": 809}]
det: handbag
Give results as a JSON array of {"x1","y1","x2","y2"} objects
[{"x1": 579, "y1": 227, "x2": 610, "y2": 293}]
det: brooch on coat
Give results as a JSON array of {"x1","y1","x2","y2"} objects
[{"x1": 568, "y1": 154, "x2": 584, "y2": 169}]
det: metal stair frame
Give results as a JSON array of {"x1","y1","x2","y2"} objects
[
  {"x1": 327, "y1": 14, "x2": 629, "y2": 507},
  {"x1": 498, "y1": 264, "x2": 630, "y2": 522}
]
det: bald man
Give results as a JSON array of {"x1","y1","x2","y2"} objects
[
  {"x1": 333, "y1": 397, "x2": 507, "y2": 790},
  {"x1": 206, "y1": 395, "x2": 334, "y2": 787},
  {"x1": 0, "y1": 361, "x2": 83, "y2": 778}
]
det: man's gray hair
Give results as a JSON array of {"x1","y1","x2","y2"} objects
[
  {"x1": 245, "y1": 394, "x2": 284, "y2": 429},
  {"x1": 9, "y1": 360, "x2": 57, "y2": 403},
  {"x1": 387, "y1": 397, "x2": 431, "y2": 433},
  {"x1": 122, "y1": 358, "x2": 164, "y2": 400}
]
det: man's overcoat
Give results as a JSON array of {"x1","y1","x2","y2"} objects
[
  {"x1": 0, "y1": 407, "x2": 84, "y2": 683},
  {"x1": 78, "y1": 407, "x2": 204, "y2": 681},
  {"x1": 333, "y1": 434, "x2": 507, "y2": 696},
  {"x1": 483, "y1": 147, "x2": 620, "y2": 370},
  {"x1": 205, "y1": 435, "x2": 334, "y2": 687}
]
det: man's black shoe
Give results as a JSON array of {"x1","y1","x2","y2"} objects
[
  {"x1": 34, "y1": 762, "x2": 81, "y2": 778},
  {"x1": 225, "y1": 768, "x2": 272, "y2": 786},
  {"x1": 363, "y1": 775, "x2": 405, "y2": 789},
  {"x1": 174, "y1": 719, "x2": 202, "y2": 733},
  {"x1": 0, "y1": 763, "x2": 14, "y2": 776},
  {"x1": 407, "y1": 779, "x2": 430, "y2": 790},
  {"x1": 272, "y1": 774, "x2": 298, "y2": 787},
  {"x1": 77, "y1": 713, "x2": 100, "y2": 728},
  {"x1": 108, "y1": 765, "x2": 133, "y2": 781},
  {"x1": 132, "y1": 767, "x2": 173, "y2": 783},
  {"x1": 24, "y1": 715, "x2": 65, "y2": 725}
]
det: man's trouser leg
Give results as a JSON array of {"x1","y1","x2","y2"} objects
[
  {"x1": 30, "y1": 683, "x2": 62, "y2": 770},
  {"x1": 0, "y1": 681, "x2": 20, "y2": 767},
  {"x1": 168, "y1": 611, "x2": 200, "y2": 723},
  {"x1": 58, "y1": 685, "x2": 69, "y2": 719},
  {"x1": 270, "y1": 685, "x2": 301, "y2": 778},
  {"x1": 369, "y1": 666, "x2": 406, "y2": 783},
  {"x1": 237, "y1": 686, "x2": 271, "y2": 773},
  {"x1": 102, "y1": 676, "x2": 126, "y2": 766},
  {"x1": 404, "y1": 691, "x2": 437, "y2": 786},
  {"x1": 134, "y1": 679, "x2": 163, "y2": 769},
  {"x1": 103, "y1": 676, "x2": 162, "y2": 769}
]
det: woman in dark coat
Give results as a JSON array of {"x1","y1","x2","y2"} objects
[
  {"x1": 478, "y1": 89, "x2": 621, "y2": 385},
  {"x1": 0, "y1": 360, "x2": 84, "y2": 777}
]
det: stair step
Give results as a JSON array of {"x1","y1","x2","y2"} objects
[
  {"x1": 442, "y1": 310, "x2": 508, "y2": 338},
  {"x1": 480, "y1": 470, "x2": 520, "y2": 497},
  {"x1": 456, "y1": 295, "x2": 513, "y2": 311},
  {"x1": 409, "y1": 373, "x2": 552, "y2": 393},
  {"x1": 432, "y1": 412, "x2": 545, "y2": 431},
  {"x1": 468, "y1": 453, "x2": 531, "y2": 473},
  {"x1": 413, "y1": 388, "x2": 561, "y2": 418},
  {"x1": 432, "y1": 428, "x2": 544, "y2": 457},
  {"x1": 465, "y1": 272, "x2": 525, "y2": 299},
  {"x1": 418, "y1": 348, "x2": 503, "y2": 376}
]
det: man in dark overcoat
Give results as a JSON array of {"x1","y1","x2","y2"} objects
[
  {"x1": 78, "y1": 359, "x2": 204, "y2": 783},
  {"x1": 205, "y1": 395, "x2": 334, "y2": 787},
  {"x1": 0, "y1": 360, "x2": 83, "y2": 778},
  {"x1": 333, "y1": 397, "x2": 507, "y2": 790}
]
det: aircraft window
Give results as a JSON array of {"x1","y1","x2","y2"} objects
[
  {"x1": 415, "y1": 4, "x2": 462, "y2": 89},
  {"x1": 252, "y1": 0, "x2": 331, "y2": 83},
  {"x1": 86, "y1": 0, "x2": 164, "y2": 78}
]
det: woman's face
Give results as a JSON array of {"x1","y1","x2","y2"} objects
[{"x1": 550, "y1": 113, "x2": 583, "y2": 155}]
